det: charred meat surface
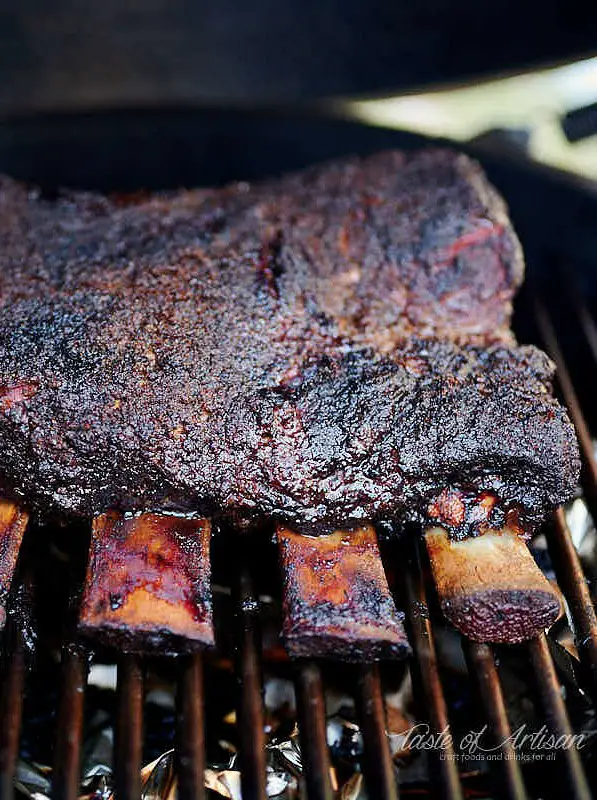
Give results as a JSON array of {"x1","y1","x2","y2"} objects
[
  {"x1": 78, "y1": 511, "x2": 213, "y2": 653},
  {"x1": 0, "y1": 149, "x2": 579, "y2": 530},
  {"x1": 277, "y1": 524, "x2": 410, "y2": 660},
  {"x1": 0, "y1": 500, "x2": 28, "y2": 628}
]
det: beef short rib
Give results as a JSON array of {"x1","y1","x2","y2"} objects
[{"x1": 0, "y1": 149, "x2": 579, "y2": 531}]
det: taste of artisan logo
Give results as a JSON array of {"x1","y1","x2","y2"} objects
[{"x1": 396, "y1": 723, "x2": 590, "y2": 761}]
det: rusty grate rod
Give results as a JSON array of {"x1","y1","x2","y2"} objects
[
  {"x1": 114, "y1": 654, "x2": 144, "y2": 800},
  {"x1": 0, "y1": 625, "x2": 24, "y2": 800},
  {"x1": 527, "y1": 635, "x2": 591, "y2": 800},
  {"x1": 463, "y1": 642, "x2": 528, "y2": 800},
  {"x1": 176, "y1": 653, "x2": 206, "y2": 800},
  {"x1": 235, "y1": 567, "x2": 267, "y2": 800},
  {"x1": 51, "y1": 644, "x2": 88, "y2": 800},
  {"x1": 546, "y1": 509, "x2": 597, "y2": 703},
  {"x1": 401, "y1": 541, "x2": 464, "y2": 800},
  {"x1": 295, "y1": 661, "x2": 335, "y2": 800},
  {"x1": 556, "y1": 265, "x2": 597, "y2": 372},
  {"x1": 354, "y1": 664, "x2": 398, "y2": 800},
  {"x1": 533, "y1": 296, "x2": 597, "y2": 517}
]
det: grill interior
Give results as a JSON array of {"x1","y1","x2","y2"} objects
[
  {"x1": 1, "y1": 240, "x2": 596, "y2": 800},
  {"x1": 1, "y1": 112, "x2": 597, "y2": 800}
]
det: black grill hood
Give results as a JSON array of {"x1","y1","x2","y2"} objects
[{"x1": 0, "y1": 1, "x2": 596, "y2": 114}]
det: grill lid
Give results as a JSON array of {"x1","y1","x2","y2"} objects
[{"x1": 0, "y1": 1, "x2": 596, "y2": 115}]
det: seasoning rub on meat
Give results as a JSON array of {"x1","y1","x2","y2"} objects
[{"x1": 0, "y1": 149, "x2": 579, "y2": 645}]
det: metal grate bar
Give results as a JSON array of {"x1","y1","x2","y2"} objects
[
  {"x1": 546, "y1": 510, "x2": 597, "y2": 702},
  {"x1": 236, "y1": 567, "x2": 267, "y2": 800},
  {"x1": 527, "y1": 635, "x2": 591, "y2": 800},
  {"x1": 176, "y1": 654, "x2": 206, "y2": 800},
  {"x1": 0, "y1": 626, "x2": 24, "y2": 800},
  {"x1": 354, "y1": 664, "x2": 398, "y2": 800},
  {"x1": 533, "y1": 296, "x2": 597, "y2": 517},
  {"x1": 114, "y1": 654, "x2": 144, "y2": 800},
  {"x1": 294, "y1": 662, "x2": 335, "y2": 800},
  {"x1": 463, "y1": 642, "x2": 527, "y2": 800},
  {"x1": 557, "y1": 267, "x2": 597, "y2": 372},
  {"x1": 402, "y1": 544, "x2": 464, "y2": 800},
  {"x1": 51, "y1": 645, "x2": 88, "y2": 800}
]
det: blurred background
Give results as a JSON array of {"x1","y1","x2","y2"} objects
[
  {"x1": 2, "y1": 1, "x2": 597, "y2": 184},
  {"x1": 2, "y1": 1, "x2": 597, "y2": 292},
  {"x1": 348, "y1": 57, "x2": 597, "y2": 181}
]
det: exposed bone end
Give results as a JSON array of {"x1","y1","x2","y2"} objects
[
  {"x1": 277, "y1": 524, "x2": 410, "y2": 662},
  {"x1": 425, "y1": 527, "x2": 562, "y2": 643},
  {"x1": 0, "y1": 499, "x2": 29, "y2": 630},
  {"x1": 78, "y1": 511, "x2": 214, "y2": 654}
]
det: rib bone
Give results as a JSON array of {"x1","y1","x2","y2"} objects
[
  {"x1": 78, "y1": 511, "x2": 213, "y2": 653},
  {"x1": 425, "y1": 527, "x2": 562, "y2": 643},
  {"x1": 0, "y1": 499, "x2": 28, "y2": 629},
  {"x1": 277, "y1": 524, "x2": 410, "y2": 661}
]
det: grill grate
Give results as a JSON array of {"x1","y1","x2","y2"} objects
[
  {"x1": 236, "y1": 568, "x2": 267, "y2": 800},
  {"x1": 51, "y1": 644, "x2": 86, "y2": 800},
  {"x1": 175, "y1": 654, "x2": 205, "y2": 800},
  {"x1": 1, "y1": 290, "x2": 597, "y2": 800},
  {"x1": 401, "y1": 540, "x2": 463, "y2": 800},
  {"x1": 295, "y1": 663, "x2": 335, "y2": 800},
  {"x1": 527, "y1": 635, "x2": 589, "y2": 797},
  {"x1": 462, "y1": 641, "x2": 525, "y2": 799}
]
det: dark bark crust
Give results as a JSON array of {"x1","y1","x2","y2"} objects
[{"x1": 0, "y1": 149, "x2": 579, "y2": 530}]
